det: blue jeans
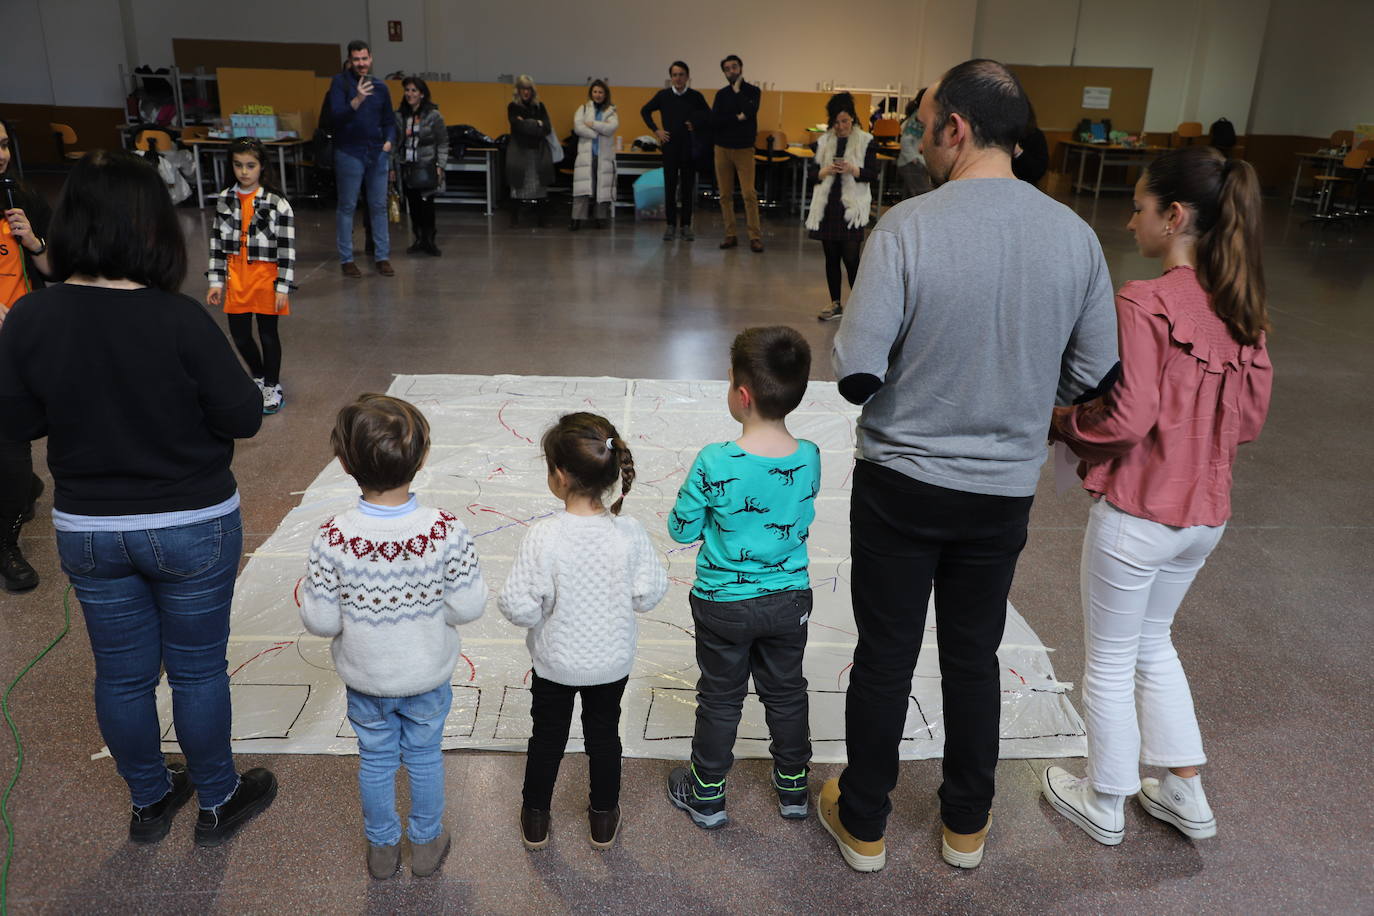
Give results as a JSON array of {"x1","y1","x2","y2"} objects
[
  {"x1": 347, "y1": 681, "x2": 451, "y2": 846},
  {"x1": 55, "y1": 510, "x2": 243, "y2": 809},
  {"x1": 335, "y1": 147, "x2": 391, "y2": 263}
]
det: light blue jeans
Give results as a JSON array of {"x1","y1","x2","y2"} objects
[
  {"x1": 334, "y1": 146, "x2": 390, "y2": 263},
  {"x1": 347, "y1": 681, "x2": 451, "y2": 846},
  {"x1": 55, "y1": 510, "x2": 243, "y2": 809}
]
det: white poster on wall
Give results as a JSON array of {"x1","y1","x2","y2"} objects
[{"x1": 1083, "y1": 87, "x2": 1112, "y2": 110}]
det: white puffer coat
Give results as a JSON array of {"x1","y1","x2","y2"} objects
[{"x1": 572, "y1": 101, "x2": 619, "y2": 203}]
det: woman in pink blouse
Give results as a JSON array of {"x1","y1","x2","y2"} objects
[{"x1": 1040, "y1": 146, "x2": 1273, "y2": 846}]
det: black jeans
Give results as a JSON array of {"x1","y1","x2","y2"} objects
[
  {"x1": 689, "y1": 589, "x2": 812, "y2": 783},
  {"x1": 838, "y1": 461, "x2": 1033, "y2": 838},
  {"x1": 522, "y1": 673, "x2": 628, "y2": 811},
  {"x1": 662, "y1": 143, "x2": 696, "y2": 228},
  {"x1": 0, "y1": 438, "x2": 36, "y2": 519},
  {"x1": 404, "y1": 186, "x2": 435, "y2": 239}
]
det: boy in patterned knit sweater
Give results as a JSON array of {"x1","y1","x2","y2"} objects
[
  {"x1": 300, "y1": 394, "x2": 487, "y2": 880},
  {"x1": 666, "y1": 326, "x2": 820, "y2": 829}
]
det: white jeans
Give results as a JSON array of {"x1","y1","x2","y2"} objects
[{"x1": 1080, "y1": 499, "x2": 1225, "y2": 794}]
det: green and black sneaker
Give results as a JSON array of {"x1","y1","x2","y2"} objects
[
  {"x1": 774, "y1": 765, "x2": 810, "y2": 819},
  {"x1": 667, "y1": 765, "x2": 728, "y2": 829}
]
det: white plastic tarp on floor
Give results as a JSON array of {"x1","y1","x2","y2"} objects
[{"x1": 156, "y1": 374, "x2": 1086, "y2": 761}]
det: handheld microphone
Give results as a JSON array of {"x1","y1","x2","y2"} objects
[{"x1": 0, "y1": 176, "x2": 16, "y2": 211}]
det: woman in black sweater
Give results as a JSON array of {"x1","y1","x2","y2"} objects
[{"x1": 0, "y1": 150, "x2": 277, "y2": 848}]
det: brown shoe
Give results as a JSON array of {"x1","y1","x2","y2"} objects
[
  {"x1": 520, "y1": 805, "x2": 550, "y2": 850},
  {"x1": 941, "y1": 816, "x2": 991, "y2": 869},
  {"x1": 588, "y1": 806, "x2": 620, "y2": 849},
  {"x1": 341, "y1": 261, "x2": 362, "y2": 279},
  {"x1": 411, "y1": 827, "x2": 450, "y2": 877},
  {"x1": 375, "y1": 260, "x2": 395, "y2": 277},
  {"x1": 818, "y1": 778, "x2": 885, "y2": 872},
  {"x1": 719, "y1": 237, "x2": 739, "y2": 249},
  {"x1": 750, "y1": 239, "x2": 765, "y2": 253}
]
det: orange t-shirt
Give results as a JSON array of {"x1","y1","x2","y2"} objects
[
  {"x1": 223, "y1": 191, "x2": 288, "y2": 316},
  {"x1": 0, "y1": 219, "x2": 31, "y2": 317}
]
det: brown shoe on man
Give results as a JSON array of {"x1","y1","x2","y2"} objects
[
  {"x1": 941, "y1": 816, "x2": 991, "y2": 868},
  {"x1": 520, "y1": 805, "x2": 550, "y2": 850},
  {"x1": 341, "y1": 261, "x2": 362, "y2": 279},
  {"x1": 818, "y1": 778, "x2": 885, "y2": 872},
  {"x1": 375, "y1": 260, "x2": 395, "y2": 277},
  {"x1": 750, "y1": 239, "x2": 765, "y2": 253},
  {"x1": 588, "y1": 806, "x2": 620, "y2": 849},
  {"x1": 719, "y1": 237, "x2": 739, "y2": 249}
]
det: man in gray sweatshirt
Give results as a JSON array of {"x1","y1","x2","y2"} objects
[{"x1": 818, "y1": 60, "x2": 1118, "y2": 873}]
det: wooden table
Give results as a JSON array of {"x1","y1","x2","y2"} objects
[
  {"x1": 1060, "y1": 141, "x2": 1170, "y2": 198},
  {"x1": 185, "y1": 137, "x2": 308, "y2": 207}
]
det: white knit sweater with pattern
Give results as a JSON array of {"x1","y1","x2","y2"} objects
[
  {"x1": 300, "y1": 505, "x2": 486, "y2": 697},
  {"x1": 498, "y1": 511, "x2": 668, "y2": 686}
]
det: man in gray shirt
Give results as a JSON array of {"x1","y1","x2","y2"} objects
[{"x1": 818, "y1": 60, "x2": 1118, "y2": 873}]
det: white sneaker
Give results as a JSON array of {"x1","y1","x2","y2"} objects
[
  {"x1": 252, "y1": 376, "x2": 266, "y2": 395},
  {"x1": 1041, "y1": 766, "x2": 1125, "y2": 846},
  {"x1": 262, "y1": 384, "x2": 284, "y2": 415},
  {"x1": 1138, "y1": 773, "x2": 1216, "y2": 839}
]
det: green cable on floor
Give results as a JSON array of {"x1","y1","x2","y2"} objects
[{"x1": 0, "y1": 584, "x2": 72, "y2": 916}]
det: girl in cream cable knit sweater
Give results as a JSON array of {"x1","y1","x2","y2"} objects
[{"x1": 499, "y1": 412, "x2": 668, "y2": 851}]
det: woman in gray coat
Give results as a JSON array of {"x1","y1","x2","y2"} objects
[
  {"x1": 506, "y1": 74, "x2": 554, "y2": 227},
  {"x1": 395, "y1": 76, "x2": 449, "y2": 256}
]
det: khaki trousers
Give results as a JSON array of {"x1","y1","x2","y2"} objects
[{"x1": 714, "y1": 146, "x2": 761, "y2": 242}]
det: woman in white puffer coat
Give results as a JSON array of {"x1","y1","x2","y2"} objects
[{"x1": 570, "y1": 80, "x2": 619, "y2": 230}]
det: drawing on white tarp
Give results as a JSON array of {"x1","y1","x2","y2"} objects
[{"x1": 154, "y1": 375, "x2": 1086, "y2": 761}]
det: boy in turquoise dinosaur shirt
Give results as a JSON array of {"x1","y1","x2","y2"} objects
[{"x1": 666, "y1": 326, "x2": 820, "y2": 829}]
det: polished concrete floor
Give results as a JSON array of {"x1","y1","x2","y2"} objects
[{"x1": 1, "y1": 187, "x2": 1371, "y2": 914}]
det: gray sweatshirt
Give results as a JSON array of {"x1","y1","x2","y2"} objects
[{"x1": 833, "y1": 177, "x2": 1118, "y2": 497}]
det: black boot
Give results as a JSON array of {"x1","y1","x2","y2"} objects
[
  {"x1": 509, "y1": 202, "x2": 520, "y2": 227},
  {"x1": 569, "y1": 218, "x2": 581, "y2": 231},
  {"x1": 406, "y1": 224, "x2": 424, "y2": 254},
  {"x1": 0, "y1": 515, "x2": 38, "y2": 593},
  {"x1": 535, "y1": 199, "x2": 548, "y2": 228},
  {"x1": 422, "y1": 227, "x2": 442, "y2": 257}
]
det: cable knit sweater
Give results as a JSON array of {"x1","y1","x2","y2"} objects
[
  {"x1": 498, "y1": 511, "x2": 668, "y2": 687},
  {"x1": 299, "y1": 504, "x2": 487, "y2": 697}
]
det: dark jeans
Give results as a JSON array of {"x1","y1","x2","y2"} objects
[
  {"x1": 662, "y1": 144, "x2": 696, "y2": 228},
  {"x1": 838, "y1": 461, "x2": 1033, "y2": 838},
  {"x1": 55, "y1": 509, "x2": 243, "y2": 808},
  {"x1": 404, "y1": 186, "x2": 436, "y2": 239},
  {"x1": 0, "y1": 438, "x2": 36, "y2": 519},
  {"x1": 522, "y1": 673, "x2": 628, "y2": 811},
  {"x1": 689, "y1": 589, "x2": 812, "y2": 782}
]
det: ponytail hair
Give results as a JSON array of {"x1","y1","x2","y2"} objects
[
  {"x1": 540, "y1": 412, "x2": 636, "y2": 515},
  {"x1": 1143, "y1": 146, "x2": 1268, "y2": 345}
]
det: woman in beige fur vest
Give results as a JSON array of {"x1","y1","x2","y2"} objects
[{"x1": 807, "y1": 92, "x2": 878, "y2": 322}]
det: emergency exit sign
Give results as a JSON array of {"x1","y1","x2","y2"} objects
[{"x1": 387, "y1": 20, "x2": 403, "y2": 41}]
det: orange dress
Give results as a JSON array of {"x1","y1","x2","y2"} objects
[{"x1": 223, "y1": 191, "x2": 289, "y2": 316}]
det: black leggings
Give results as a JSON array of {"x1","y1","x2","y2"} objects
[
  {"x1": 227, "y1": 313, "x2": 282, "y2": 386},
  {"x1": 405, "y1": 187, "x2": 436, "y2": 237},
  {"x1": 0, "y1": 439, "x2": 35, "y2": 520},
  {"x1": 822, "y1": 239, "x2": 862, "y2": 303}
]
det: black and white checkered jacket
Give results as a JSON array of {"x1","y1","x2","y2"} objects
[{"x1": 206, "y1": 187, "x2": 295, "y2": 295}]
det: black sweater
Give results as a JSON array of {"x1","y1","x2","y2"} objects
[
  {"x1": 0, "y1": 284, "x2": 262, "y2": 515},
  {"x1": 711, "y1": 81, "x2": 761, "y2": 149},
  {"x1": 641, "y1": 88, "x2": 710, "y2": 149}
]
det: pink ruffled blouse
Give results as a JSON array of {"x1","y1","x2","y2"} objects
[{"x1": 1053, "y1": 266, "x2": 1273, "y2": 528}]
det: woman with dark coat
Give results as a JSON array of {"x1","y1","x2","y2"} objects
[
  {"x1": 0, "y1": 119, "x2": 52, "y2": 593},
  {"x1": 506, "y1": 74, "x2": 554, "y2": 226},
  {"x1": 395, "y1": 76, "x2": 449, "y2": 255}
]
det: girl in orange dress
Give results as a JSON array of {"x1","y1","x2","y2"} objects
[{"x1": 207, "y1": 137, "x2": 295, "y2": 414}]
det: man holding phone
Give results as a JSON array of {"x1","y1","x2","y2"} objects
[{"x1": 328, "y1": 40, "x2": 396, "y2": 277}]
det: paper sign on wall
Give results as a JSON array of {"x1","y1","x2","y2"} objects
[{"x1": 1083, "y1": 87, "x2": 1111, "y2": 110}]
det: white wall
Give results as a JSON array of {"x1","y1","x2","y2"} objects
[
  {"x1": 3, "y1": 0, "x2": 128, "y2": 107},
  {"x1": 1247, "y1": 0, "x2": 1374, "y2": 137},
  {"x1": 120, "y1": 0, "x2": 368, "y2": 70},
  {"x1": 973, "y1": 0, "x2": 1269, "y2": 134}
]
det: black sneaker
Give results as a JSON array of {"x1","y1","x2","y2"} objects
[
  {"x1": 774, "y1": 765, "x2": 810, "y2": 819},
  {"x1": 129, "y1": 762, "x2": 195, "y2": 843},
  {"x1": 194, "y1": 767, "x2": 277, "y2": 847},
  {"x1": 667, "y1": 766, "x2": 727, "y2": 829}
]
